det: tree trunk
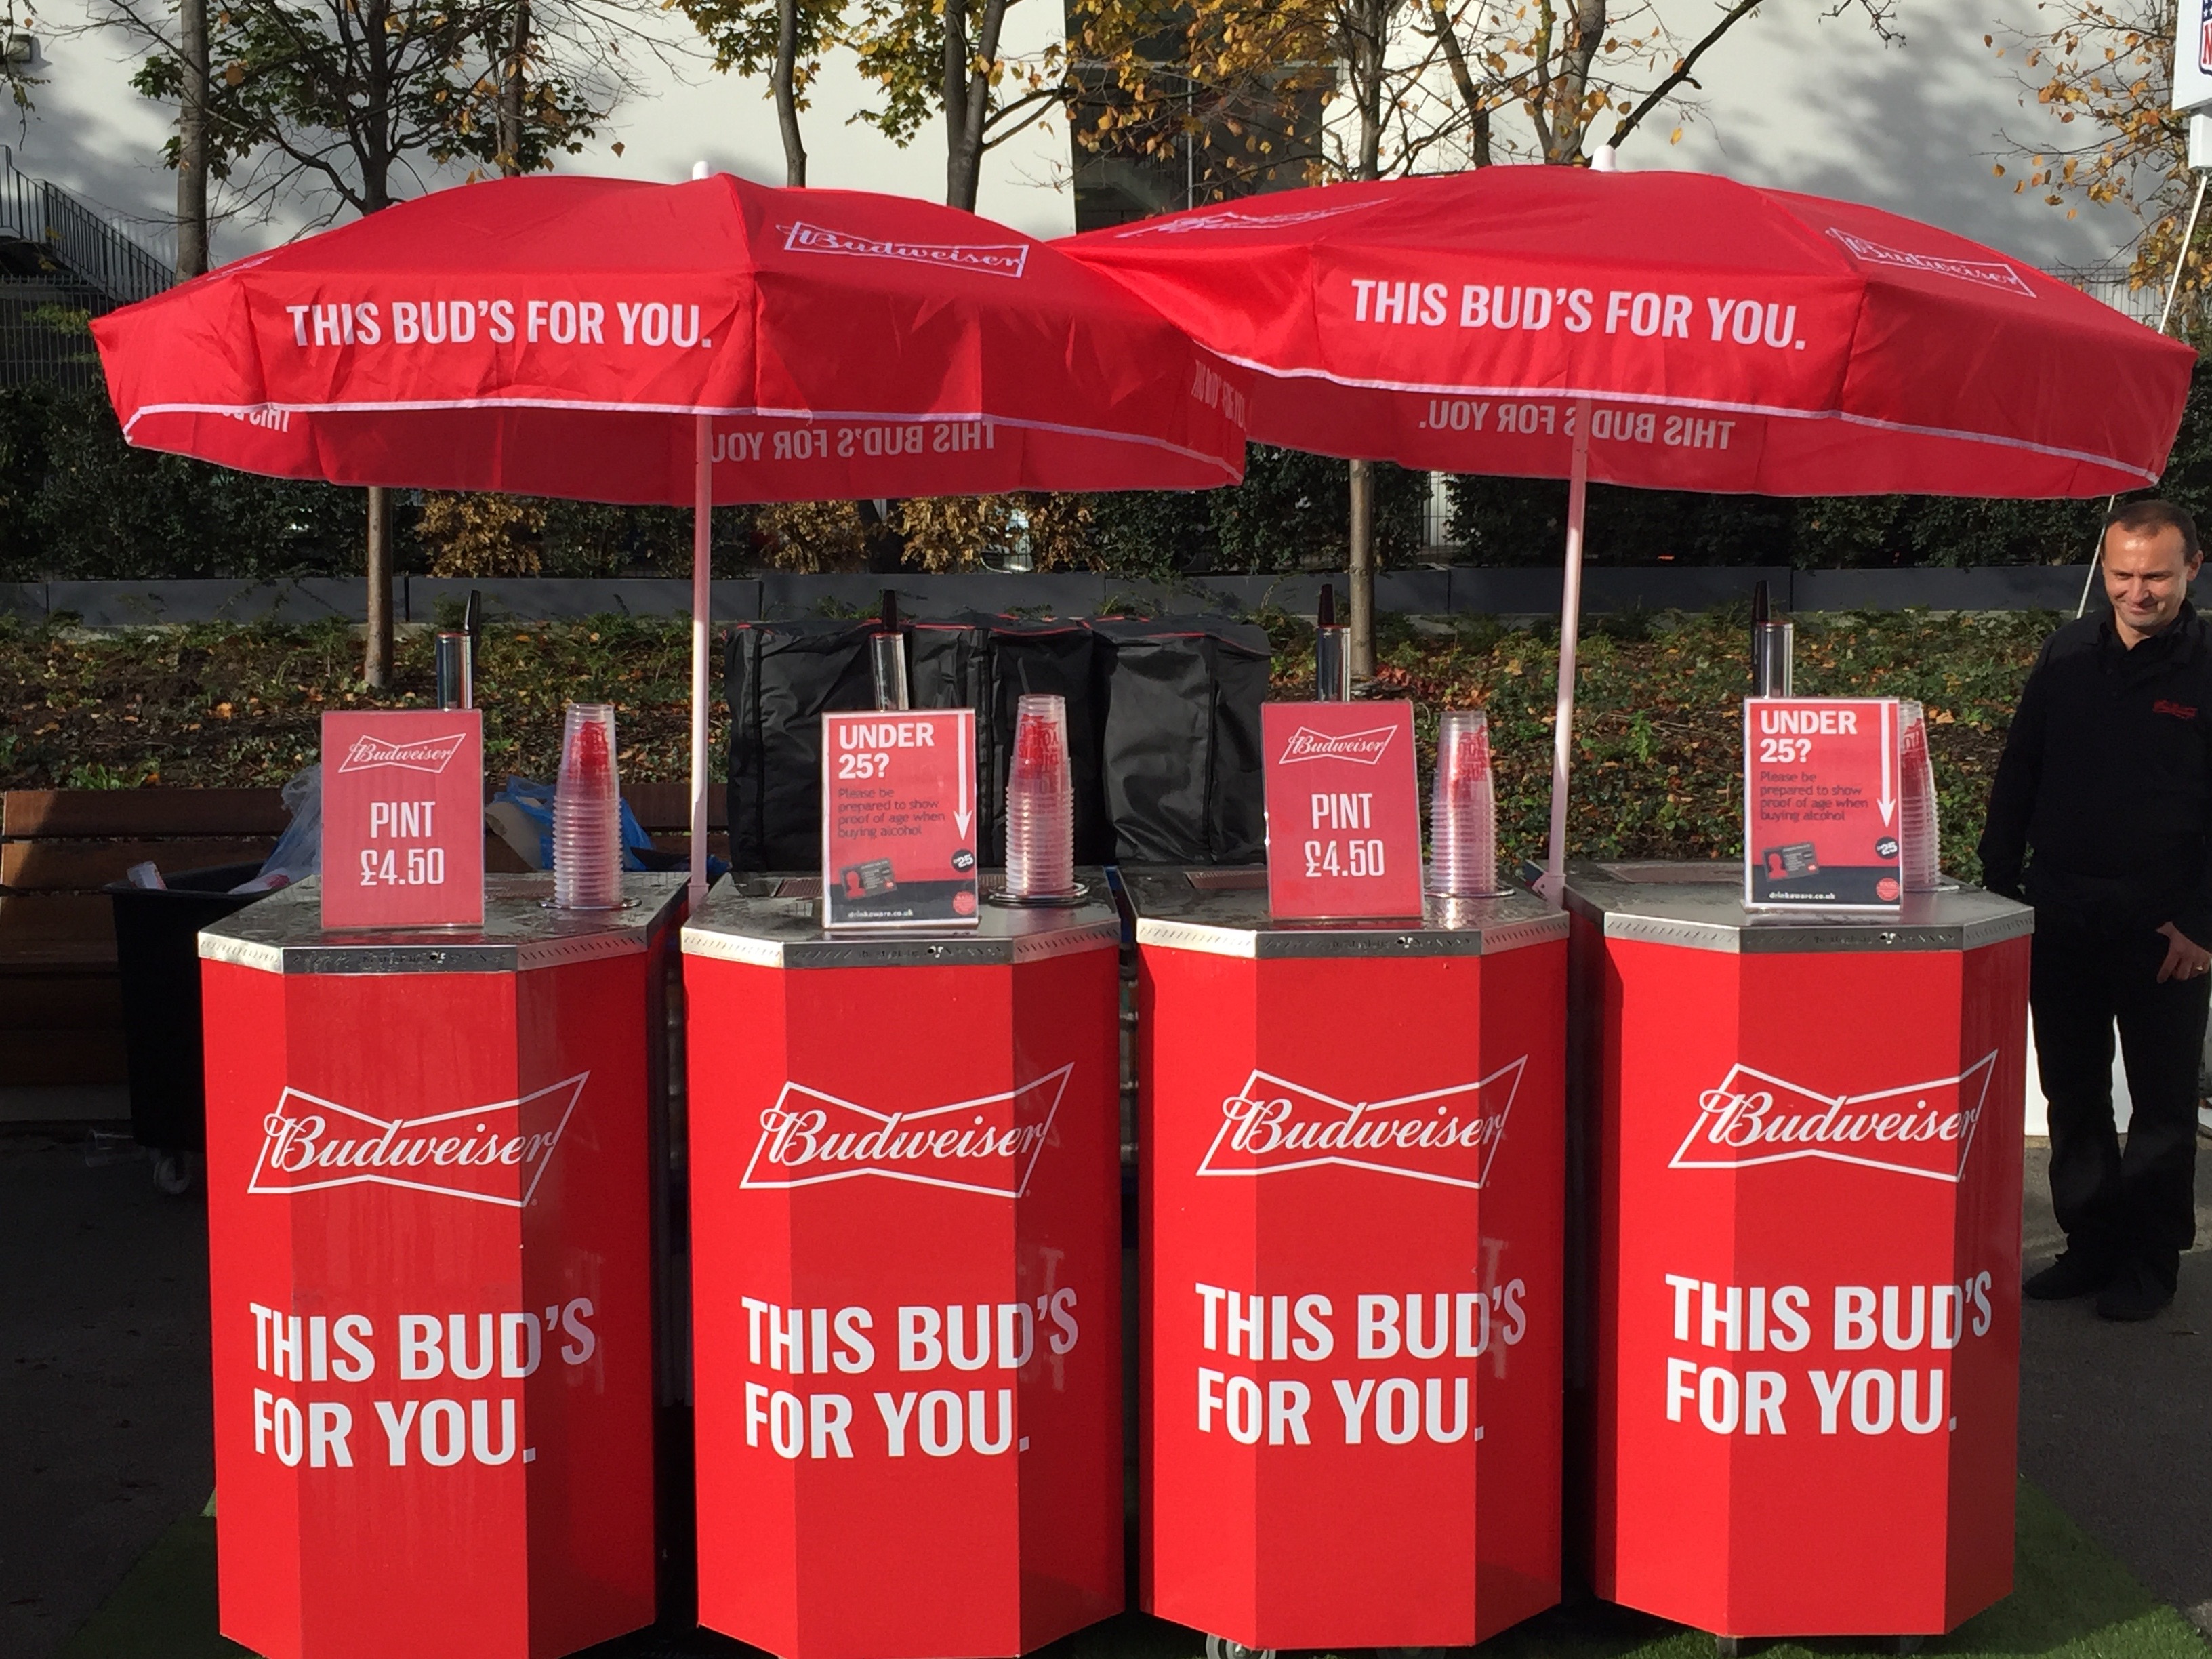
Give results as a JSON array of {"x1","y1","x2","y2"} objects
[
  {"x1": 365, "y1": 486, "x2": 394, "y2": 689},
  {"x1": 362, "y1": 0, "x2": 394, "y2": 211},
  {"x1": 1546, "y1": 0, "x2": 1608, "y2": 162},
  {"x1": 858, "y1": 499, "x2": 907, "y2": 573},
  {"x1": 943, "y1": 0, "x2": 971, "y2": 207},
  {"x1": 774, "y1": 0, "x2": 806, "y2": 186},
  {"x1": 1347, "y1": 460, "x2": 1375, "y2": 678},
  {"x1": 498, "y1": 0, "x2": 531, "y2": 176},
  {"x1": 176, "y1": 0, "x2": 209, "y2": 278}
]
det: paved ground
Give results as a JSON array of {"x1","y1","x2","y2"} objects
[
  {"x1": 2018, "y1": 1143, "x2": 2212, "y2": 1639},
  {"x1": 0, "y1": 1130, "x2": 214, "y2": 1659},
  {"x1": 3, "y1": 1122, "x2": 2207, "y2": 1658}
]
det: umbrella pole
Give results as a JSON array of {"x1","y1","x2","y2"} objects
[
  {"x1": 689, "y1": 413, "x2": 713, "y2": 902},
  {"x1": 1543, "y1": 398, "x2": 1594, "y2": 907}
]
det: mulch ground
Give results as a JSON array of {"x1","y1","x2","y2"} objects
[{"x1": 1, "y1": 607, "x2": 2051, "y2": 881}]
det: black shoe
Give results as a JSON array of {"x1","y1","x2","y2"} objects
[
  {"x1": 2024, "y1": 1250, "x2": 2115, "y2": 1300},
  {"x1": 2095, "y1": 1261, "x2": 2175, "y2": 1322}
]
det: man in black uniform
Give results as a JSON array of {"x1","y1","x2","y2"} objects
[{"x1": 1981, "y1": 499, "x2": 2212, "y2": 1320}]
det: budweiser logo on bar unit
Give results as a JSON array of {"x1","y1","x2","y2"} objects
[
  {"x1": 1197, "y1": 1061, "x2": 1523, "y2": 1189},
  {"x1": 1671, "y1": 1051, "x2": 1996, "y2": 1182},
  {"x1": 335, "y1": 730, "x2": 471, "y2": 774},
  {"x1": 249, "y1": 1074, "x2": 588, "y2": 1206},
  {"x1": 1276, "y1": 724, "x2": 1398, "y2": 765},
  {"x1": 741, "y1": 1065, "x2": 1071, "y2": 1197}
]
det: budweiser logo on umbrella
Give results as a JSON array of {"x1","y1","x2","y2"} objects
[
  {"x1": 1824, "y1": 229, "x2": 2034, "y2": 298},
  {"x1": 336, "y1": 731, "x2": 470, "y2": 774},
  {"x1": 1115, "y1": 199, "x2": 1384, "y2": 239},
  {"x1": 781, "y1": 220, "x2": 1029, "y2": 278},
  {"x1": 1197, "y1": 1061, "x2": 1523, "y2": 1189},
  {"x1": 1671, "y1": 1052, "x2": 1996, "y2": 1183},
  {"x1": 249, "y1": 1074, "x2": 587, "y2": 1207},
  {"x1": 1277, "y1": 724, "x2": 1397, "y2": 765},
  {"x1": 741, "y1": 1065, "x2": 1071, "y2": 1198}
]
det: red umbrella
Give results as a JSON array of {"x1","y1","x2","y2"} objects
[
  {"x1": 1057, "y1": 165, "x2": 2196, "y2": 893},
  {"x1": 94, "y1": 172, "x2": 1252, "y2": 893},
  {"x1": 96, "y1": 173, "x2": 1248, "y2": 501}
]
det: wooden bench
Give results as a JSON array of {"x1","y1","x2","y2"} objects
[
  {"x1": 621, "y1": 782, "x2": 731, "y2": 866},
  {"x1": 1, "y1": 789, "x2": 287, "y2": 1085},
  {"x1": 2, "y1": 783, "x2": 731, "y2": 1086}
]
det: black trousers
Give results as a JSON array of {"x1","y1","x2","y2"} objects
[{"x1": 2030, "y1": 903, "x2": 2207, "y2": 1288}]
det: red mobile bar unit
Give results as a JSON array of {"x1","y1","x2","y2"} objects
[
  {"x1": 1563, "y1": 861, "x2": 2032, "y2": 1639},
  {"x1": 1128, "y1": 869, "x2": 1568, "y2": 1651},
  {"x1": 683, "y1": 875, "x2": 1124, "y2": 1659},
  {"x1": 197, "y1": 874, "x2": 687, "y2": 1659}
]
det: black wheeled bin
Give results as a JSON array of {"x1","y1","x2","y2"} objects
[{"x1": 105, "y1": 863, "x2": 268, "y2": 1156}]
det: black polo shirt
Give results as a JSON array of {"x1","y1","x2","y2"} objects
[{"x1": 1979, "y1": 600, "x2": 2212, "y2": 938}]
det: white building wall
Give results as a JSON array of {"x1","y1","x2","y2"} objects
[
  {"x1": 4, "y1": 0, "x2": 2156, "y2": 269},
  {"x1": 3, "y1": 0, "x2": 1081, "y2": 258}
]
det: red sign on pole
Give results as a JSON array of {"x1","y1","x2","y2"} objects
[
  {"x1": 821, "y1": 708, "x2": 979, "y2": 928},
  {"x1": 321, "y1": 710, "x2": 485, "y2": 930},
  {"x1": 1743, "y1": 696, "x2": 1903, "y2": 909},
  {"x1": 1262, "y1": 701, "x2": 1424, "y2": 920}
]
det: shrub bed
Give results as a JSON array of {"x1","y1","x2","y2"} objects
[{"x1": 1, "y1": 607, "x2": 2057, "y2": 882}]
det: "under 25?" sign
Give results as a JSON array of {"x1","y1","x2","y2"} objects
[{"x1": 1742, "y1": 697, "x2": 1902, "y2": 910}]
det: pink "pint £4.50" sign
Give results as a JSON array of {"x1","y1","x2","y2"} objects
[
  {"x1": 1262, "y1": 701, "x2": 1424, "y2": 920},
  {"x1": 321, "y1": 710, "x2": 485, "y2": 930}
]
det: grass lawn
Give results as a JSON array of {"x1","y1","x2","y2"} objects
[
  {"x1": 56, "y1": 1479, "x2": 2208, "y2": 1659},
  {"x1": 1, "y1": 606, "x2": 2061, "y2": 884}
]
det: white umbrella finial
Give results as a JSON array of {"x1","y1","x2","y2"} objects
[
  {"x1": 1591, "y1": 145, "x2": 1619, "y2": 173},
  {"x1": 692, "y1": 160, "x2": 710, "y2": 181}
]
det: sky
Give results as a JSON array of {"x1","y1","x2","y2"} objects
[{"x1": 0, "y1": 0, "x2": 2152, "y2": 278}]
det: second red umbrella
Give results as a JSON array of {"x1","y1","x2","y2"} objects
[{"x1": 1059, "y1": 165, "x2": 2195, "y2": 894}]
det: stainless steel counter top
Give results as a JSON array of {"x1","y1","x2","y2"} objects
[
  {"x1": 1119, "y1": 867, "x2": 1568, "y2": 959},
  {"x1": 1561, "y1": 859, "x2": 2033, "y2": 954},
  {"x1": 682, "y1": 872, "x2": 1120, "y2": 969},
  {"x1": 197, "y1": 873, "x2": 689, "y2": 975}
]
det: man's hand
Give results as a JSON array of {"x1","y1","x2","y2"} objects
[{"x1": 2156, "y1": 922, "x2": 2212, "y2": 983}]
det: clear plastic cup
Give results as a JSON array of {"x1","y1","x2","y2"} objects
[
  {"x1": 1004, "y1": 693, "x2": 1076, "y2": 901},
  {"x1": 1427, "y1": 708, "x2": 1500, "y2": 898},
  {"x1": 1899, "y1": 699, "x2": 1940, "y2": 893},
  {"x1": 554, "y1": 702, "x2": 623, "y2": 910}
]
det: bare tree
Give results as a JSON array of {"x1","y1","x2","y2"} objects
[
  {"x1": 105, "y1": 0, "x2": 655, "y2": 683},
  {"x1": 173, "y1": 0, "x2": 207, "y2": 275},
  {"x1": 1076, "y1": 0, "x2": 1899, "y2": 672},
  {"x1": 670, "y1": 0, "x2": 838, "y2": 186},
  {"x1": 845, "y1": 0, "x2": 1073, "y2": 210}
]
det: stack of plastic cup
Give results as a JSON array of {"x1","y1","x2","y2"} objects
[
  {"x1": 1427, "y1": 708, "x2": 1500, "y2": 898},
  {"x1": 554, "y1": 702, "x2": 623, "y2": 909},
  {"x1": 1004, "y1": 693, "x2": 1077, "y2": 901},
  {"x1": 1899, "y1": 699, "x2": 1940, "y2": 892}
]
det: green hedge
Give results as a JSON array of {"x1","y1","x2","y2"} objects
[{"x1": 1, "y1": 607, "x2": 2046, "y2": 890}]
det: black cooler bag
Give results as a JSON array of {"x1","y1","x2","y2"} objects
[
  {"x1": 1093, "y1": 617, "x2": 1269, "y2": 865},
  {"x1": 724, "y1": 619, "x2": 878, "y2": 871},
  {"x1": 907, "y1": 615, "x2": 1110, "y2": 867},
  {"x1": 726, "y1": 611, "x2": 1270, "y2": 874}
]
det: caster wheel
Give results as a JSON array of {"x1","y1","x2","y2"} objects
[
  {"x1": 152, "y1": 1151, "x2": 200, "y2": 1196},
  {"x1": 1205, "y1": 1636, "x2": 1276, "y2": 1659}
]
